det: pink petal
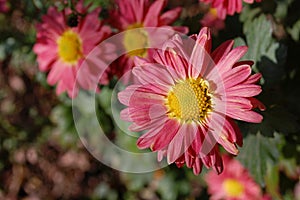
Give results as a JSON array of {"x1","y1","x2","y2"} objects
[
  {"x1": 46, "y1": 61, "x2": 64, "y2": 85},
  {"x1": 159, "y1": 7, "x2": 182, "y2": 25},
  {"x1": 244, "y1": 73, "x2": 262, "y2": 84},
  {"x1": 223, "y1": 65, "x2": 251, "y2": 88},
  {"x1": 151, "y1": 119, "x2": 180, "y2": 151},
  {"x1": 249, "y1": 97, "x2": 266, "y2": 111},
  {"x1": 197, "y1": 27, "x2": 212, "y2": 52},
  {"x1": 226, "y1": 84, "x2": 262, "y2": 97},
  {"x1": 133, "y1": 56, "x2": 150, "y2": 66},
  {"x1": 129, "y1": 115, "x2": 167, "y2": 132},
  {"x1": 192, "y1": 157, "x2": 203, "y2": 175},
  {"x1": 60, "y1": 66, "x2": 76, "y2": 92},
  {"x1": 167, "y1": 123, "x2": 198, "y2": 164},
  {"x1": 212, "y1": 151, "x2": 223, "y2": 174},
  {"x1": 153, "y1": 49, "x2": 187, "y2": 80},
  {"x1": 215, "y1": 46, "x2": 248, "y2": 76},
  {"x1": 223, "y1": 118, "x2": 243, "y2": 146},
  {"x1": 143, "y1": 0, "x2": 166, "y2": 26},
  {"x1": 226, "y1": 109, "x2": 263, "y2": 123},
  {"x1": 226, "y1": 97, "x2": 253, "y2": 111},
  {"x1": 136, "y1": 118, "x2": 170, "y2": 149},
  {"x1": 217, "y1": 134, "x2": 239, "y2": 155},
  {"x1": 132, "y1": 64, "x2": 174, "y2": 90},
  {"x1": 157, "y1": 149, "x2": 166, "y2": 161},
  {"x1": 123, "y1": 104, "x2": 167, "y2": 125},
  {"x1": 189, "y1": 29, "x2": 214, "y2": 78},
  {"x1": 56, "y1": 81, "x2": 66, "y2": 95},
  {"x1": 118, "y1": 85, "x2": 165, "y2": 106},
  {"x1": 172, "y1": 26, "x2": 189, "y2": 34}
]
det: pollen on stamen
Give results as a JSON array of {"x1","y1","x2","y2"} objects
[
  {"x1": 123, "y1": 23, "x2": 149, "y2": 58},
  {"x1": 57, "y1": 30, "x2": 83, "y2": 65},
  {"x1": 165, "y1": 77, "x2": 213, "y2": 123}
]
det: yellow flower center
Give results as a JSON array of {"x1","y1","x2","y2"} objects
[
  {"x1": 209, "y1": 8, "x2": 218, "y2": 17},
  {"x1": 57, "y1": 30, "x2": 83, "y2": 65},
  {"x1": 223, "y1": 179, "x2": 245, "y2": 198},
  {"x1": 123, "y1": 23, "x2": 148, "y2": 58},
  {"x1": 165, "y1": 78, "x2": 212, "y2": 123}
]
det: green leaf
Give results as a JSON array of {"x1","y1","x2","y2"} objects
[
  {"x1": 287, "y1": 19, "x2": 300, "y2": 41},
  {"x1": 239, "y1": 5, "x2": 262, "y2": 23},
  {"x1": 235, "y1": 14, "x2": 287, "y2": 87},
  {"x1": 233, "y1": 37, "x2": 246, "y2": 47},
  {"x1": 237, "y1": 133, "x2": 280, "y2": 186},
  {"x1": 265, "y1": 163, "x2": 281, "y2": 199},
  {"x1": 243, "y1": 15, "x2": 280, "y2": 71}
]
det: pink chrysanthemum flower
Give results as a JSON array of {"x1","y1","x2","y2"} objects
[
  {"x1": 201, "y1": 0, "x2": 261, "y2": 19},
  {"x1": 33, "y1": 2, "x2": 111, "y2": 98},
  {"x1": 205, "y1": 155, "x2": 263, "y2": 200},
  {"x1": 108, "y1": 0, "x2": 188, "y2": 79},
  {"x1": 118, "y1": 27, "x2": 265, "y2": 174},
  {"x1": 0, "y1": 0, "x2": 8, "y2": 13},
  {"x1": 200, "y1": 8, "x2": 225, "y2": 36}
]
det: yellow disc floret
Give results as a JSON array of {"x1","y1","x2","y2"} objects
[
  {"x1": 57, "y1": 30, "x2": 83, "y2": 65},
  {"x1": 209, "y1": 8, "x2": 218, "y2": 17},
  {"x1": 165, "y1": 78, "x2": 212, "y2": 123},
  {"x1": 123, "y1": 23, "x2": 148, "y2": 58},
  {"x1": 223, "y1": 179, "x2": 245, "y2": 198}
]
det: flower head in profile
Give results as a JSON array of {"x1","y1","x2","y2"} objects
[
  {"x1": 33, "y1": 1, "x2": 111, "y2": 98},
  {"x1": 108, "y1": 0, "x2": 188, "y2": 79},
  {"x1": 201, "y1": 0, "x2": 261, "y2": 19},
  {"x1": 205, "y1": 155, "x2": 263, "y2": 200},
  {"x1": 118, "y1": 27, "x2": 265, "y2": 175}
]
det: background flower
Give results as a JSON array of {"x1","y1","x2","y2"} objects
[
  {"x1": 200, "y1": 8, "x2": 225, "y2": 35},
  {"x1": 33, "y1": 1, "x2": 111, "y2": 98},
  {"x1": 107, "y1": 0, "x2": 188, "y2": 80},
  {"x1": 200, "y1": 0, "x2": 262, "y2": 19},
  {"x1": 0, "y1": 0, "x2": 8, "y2": 13},
  {"x1": 205, "y1": 155, "x2": 263, "y2": 200}
]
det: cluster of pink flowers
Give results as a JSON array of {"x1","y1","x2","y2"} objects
[
  {"x1": 33, "y1": 0, "x2": 264, "y2": 97},
  {"x1": 200, "y1": 0, "x2": 261, "y2": 34},
  {"x1": 34, "y1": 0, "x2": 188, "y2": 97},
  {"x1": 119, "y1": 27, "x2": 264, "y2": 175},
  {"x1": 33, "y1": 0, "x2": 266, "y2": 198},
  {"x1": 107, "y1": 0, "x2": 188, "y2": 80}
]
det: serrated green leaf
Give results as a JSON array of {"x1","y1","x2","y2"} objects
[
  {"x1": 236, "y1": 14, "x2": 287, "y2": 87},
  {"x1": 243, "y1": 15, "x2": 280, "y2": 71},
  {"x1": 237, "y1": 133, "x2": 280, "y2": 186}
]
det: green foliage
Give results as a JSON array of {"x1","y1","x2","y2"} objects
[
  {"x1": 237, "y1": 133, "x2": 280, "y2": 186},
  {"x1": 235, "y1": 15, "x2": 283, "y2": 77}
]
